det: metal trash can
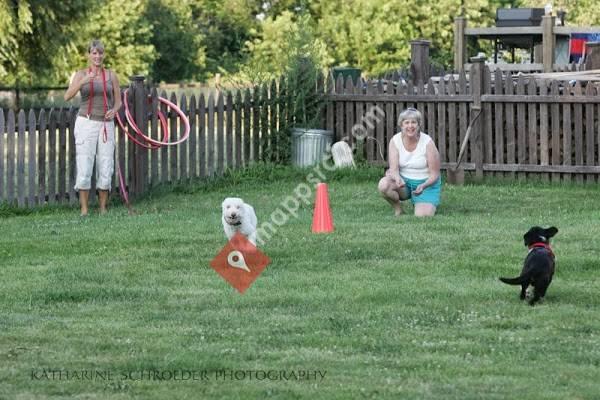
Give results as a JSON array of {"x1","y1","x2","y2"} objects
[{"x1": 291, "y1": 128, "x2": 333, "y2": 167}]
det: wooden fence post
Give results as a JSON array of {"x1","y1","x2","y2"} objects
[
  {"x1": 470, "y1": 56, "x2": 485, "y2": 182},
  {"x1": 410, "y1": 39, "x2": 431, "y2": 84},
  {"x1": 454, "y1": 17, "x2": 467, "y2": 73},
  {"x1": 542, "y1": 15, "x2": 555, "y2": 72},
  {"x1": 130, "y1": 75, "x2": 147, "y2": 197}
]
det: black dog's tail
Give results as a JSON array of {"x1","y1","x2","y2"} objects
[{"x1": 499, "y1": 274, "x2": 529, "y2": 285}]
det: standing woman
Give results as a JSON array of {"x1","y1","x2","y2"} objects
[
  {"x1": 64, "y1": 39, "x2": 121, "y2": 216},
  {"x1": 378, "y1": 108, "x2": 441, "y2": 217}
]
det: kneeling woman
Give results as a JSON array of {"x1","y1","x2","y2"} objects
[{"x1": 378, "y1": 108, "x2": 441, "y2": 217}]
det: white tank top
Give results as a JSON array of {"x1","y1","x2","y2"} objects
[{"x1": 392, "y1": 132, "x2": 432, "y2": 180}]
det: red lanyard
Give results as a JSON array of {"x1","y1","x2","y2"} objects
[{"x1": 87, "y1": 67, "x2": 109, "y2": 143}]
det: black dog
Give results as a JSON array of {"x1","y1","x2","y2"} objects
[{"x1": 499, "y1": 226, "x2": 558, "y2": 305}]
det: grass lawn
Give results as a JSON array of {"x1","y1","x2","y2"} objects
[{"x1": 1, "y1": 164, "x2": 599, "y2": 399}]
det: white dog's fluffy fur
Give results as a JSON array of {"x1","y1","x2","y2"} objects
[{"x1": 221, "y1": 197, "x2": 258, "y2": 245}]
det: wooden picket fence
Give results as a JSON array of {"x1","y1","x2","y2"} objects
[
  {"x1": 2, "y1": 66, "x2": 600, "y2": 209},
  {"x1": 0, "y1": 79, "x2": 287, "y2": 208},
  {"x1": 326, "y1": 62, "x2": 600, "y2": 183}
]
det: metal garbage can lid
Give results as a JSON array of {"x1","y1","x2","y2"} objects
[{"x1": 291, "y1": 128, "x2": 333, "y2": 137}]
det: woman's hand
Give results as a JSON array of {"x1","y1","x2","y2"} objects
[
  {"x1": 413, "y1": 184, "x2": 426, "y2": 195},
  {"x1": 79, "y1": 70, "x2": 96, "y2": 87},
  {"x1": 104, "y1": 108, "x2": 117, "y2": 120},
  {"x1": 385, "y1": 169, "x2": 405, "y2": 187},
  {"x1": 64, "y1": 70, "x2": 94, "y2": 101}
]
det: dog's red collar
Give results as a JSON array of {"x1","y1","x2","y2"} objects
[{"x1": 529, "y1": 242, "x2": 554, "y2": 258}]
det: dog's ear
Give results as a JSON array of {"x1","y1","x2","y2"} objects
[
  {"x1": 545, "y1": 226, "x2": 558, "y2": 238},
  {"x1": 523, "y1": 232, "x2": 534, "y2": 245},
  {"x1": 523, "y1": 227, "x2": 541, "y2": 245}
]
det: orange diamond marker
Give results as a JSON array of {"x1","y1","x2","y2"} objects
[{"x1": 210, "y1": 232, "x2": 270, "y2": 293}]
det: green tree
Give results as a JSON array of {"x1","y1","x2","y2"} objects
[
  {"x1": 316, "y1": 0, "x2": 415, "y2": 76},
  {"x1": 0, "y1": 0, "x2": 88, "y2": 85},
  {"x1": 259, "y1": 0, "x2": 317, "y2": 18},
  {"x1": 55, "y1": 0, "x2": 156, "y2": 85},
  {"x1": 232, "y1": 10, "x2": 332, "y2": 85},
  {"x1": 522, "y1": 0, "x2": 600, "y2": 26},
  {"x1": 144, "y1": 0, "x2": 206, "y2": 83},
  {"x1": 191, "y1": 0, "x2": 263, "y2": 76},
  {"x1": 314, "y1": 0, "x2": 495, "y2": 76}
]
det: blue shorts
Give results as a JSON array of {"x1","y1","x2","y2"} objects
[{"x1": 401, "y1": 175, "x2": 441, "y2": 207}]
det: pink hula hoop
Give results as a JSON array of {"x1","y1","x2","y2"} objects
[
  {"x1": 114, "y1": 88, "x2": 190, "y2": 209},
  {"x1": 117, "y1": 88, "x2": 190, "y2": 147}
]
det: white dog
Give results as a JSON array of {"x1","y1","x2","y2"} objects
[{"x1": 221, "y1": 197, "x2": 258, "y2": 246}]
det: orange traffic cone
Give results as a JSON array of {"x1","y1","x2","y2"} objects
[{"x1": 312, "y1": 183, "x2": 334, "y2": 233}]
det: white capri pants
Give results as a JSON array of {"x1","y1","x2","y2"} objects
[{"x1": 74, "y1": 116, "x2": 115, "y2": 191}]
